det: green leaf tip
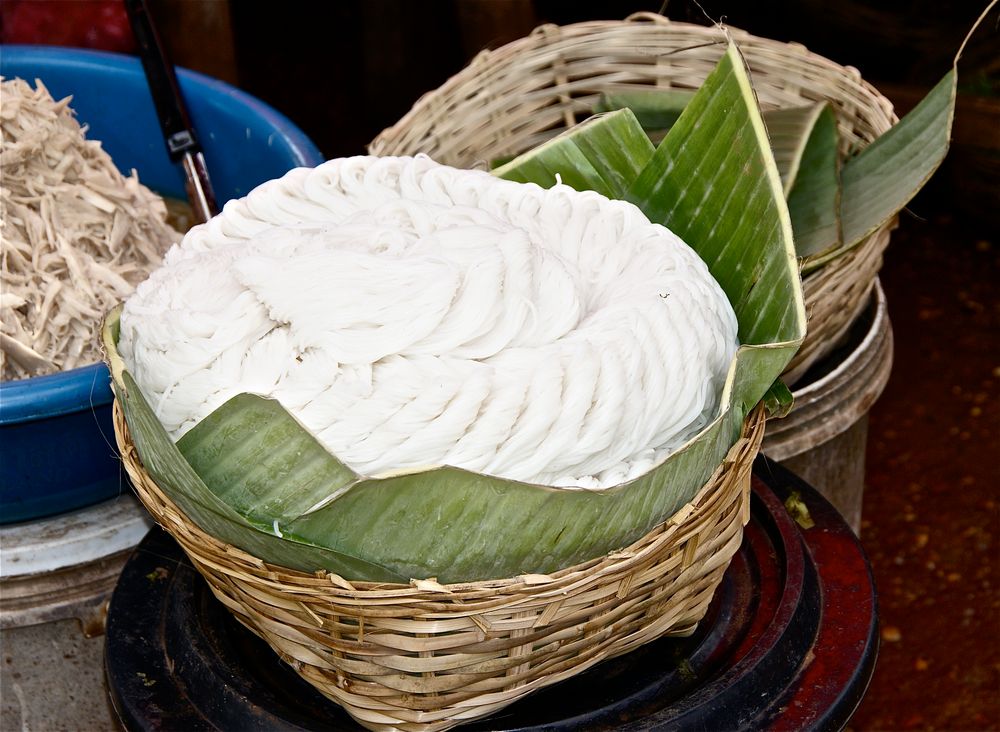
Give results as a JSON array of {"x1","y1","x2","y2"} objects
[
  {"x1": 837, "y1": 69, "x2": 956, "y2": 252},
  {"x1": 493, "y1": 108, "x2": 654, "y2": 199},
  {"x1": 626, "y1": 42, "x2": 805, "y2": 354}
]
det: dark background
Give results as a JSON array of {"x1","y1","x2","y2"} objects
[
  {"x1": 224, "y1": 0, "x2": 996, "y2": 155},
  {"x1": 4, "y1": 0, "x2": 996, "y2": 226},
  {"x1": 2, "y1": 1, "x2": 998, "y2": 729}
]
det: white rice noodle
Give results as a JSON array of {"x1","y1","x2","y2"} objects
[{"x1": 120, "y1": 155, "x2": 739, "y2": 489}]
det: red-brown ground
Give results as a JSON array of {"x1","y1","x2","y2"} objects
[{"x1": 849, "y1": 208, "x2": 1000, "y2": 731}]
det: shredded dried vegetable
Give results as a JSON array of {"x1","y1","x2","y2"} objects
[{"x1": 1, "y1": 77, "x2": 181, "y2": 380}]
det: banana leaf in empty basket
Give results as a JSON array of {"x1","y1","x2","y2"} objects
[{"x1": 106, "y1": 44, "x2": 803, "y2": 731}]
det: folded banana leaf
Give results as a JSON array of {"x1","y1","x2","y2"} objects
[
  {"x1": 802, "y1": 68, "x2": 957, "y2": 272},
  {"x1": 781, "y1": 103, "x2": 841, "y2": 259},
  {"x1": 492, "y1": 109, "x2": 654, "y2": 199},
  {"x1": 105, "y1": 43, "x2": 805, "y2": 583},
  {"x1": 595, "y1": 63, "x2": 960, "y2": 268},
  {"x1": 802, "y1": 0, "x2": 999, "y2": 271},
  {"x1": 767, "y1": 103, "x2": 830, "y2": 195},
  {"x1": 594, "y1": 89, "x2": 694, "y2": 132},
  {"x1": 594, "y1": 92, "x2": 844, "y2": 259},
  {"x1": 103, "y1": 318, "x2": 409, "y2": 582}
]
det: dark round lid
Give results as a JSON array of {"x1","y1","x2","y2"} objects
[{"x1": 105, "y1": 456, "x2": 877, "y2": 731}]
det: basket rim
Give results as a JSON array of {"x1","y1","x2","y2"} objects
[
  {"x1": 373, "y1": 14, "x2": 897, "y2": 155},
  {"x1": 113, "y1": 398, "x2": 765, "y2": 597}
]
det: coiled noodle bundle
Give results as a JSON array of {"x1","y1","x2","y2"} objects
[{"x1": 119, "y1": 155, "x2": 739, "y2": 489}]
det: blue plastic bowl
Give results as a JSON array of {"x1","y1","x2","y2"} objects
[{"x1": 0, "y1": 47, "x2": 324, "y2": 524}]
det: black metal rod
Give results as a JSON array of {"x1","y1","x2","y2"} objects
[{"x1": 124, "y1": 0, "x2": 218, "y2": 221}]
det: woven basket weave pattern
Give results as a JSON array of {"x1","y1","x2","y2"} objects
[
  {"x1": 370, "y1": 15, "x2": 897, "y2": 380},
  {"x1": 115, "y1": 402, "x2": 764, "y2": 731}
]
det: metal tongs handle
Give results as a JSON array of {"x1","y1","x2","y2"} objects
[{"x1": 124, "y1": 0, "x2": 218, "y2": 223}]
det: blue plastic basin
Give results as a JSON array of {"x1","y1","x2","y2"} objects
[{"x1": 0, "y1": 47, "x2": 323, "y2": 524}]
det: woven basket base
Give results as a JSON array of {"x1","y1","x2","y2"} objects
[{"x1": 114, "y1": 403, "x2": 764, "y2": 731}]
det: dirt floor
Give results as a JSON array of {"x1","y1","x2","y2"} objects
[{"x1": 848, "y1": 204, "x2": 999, "y2": 731}]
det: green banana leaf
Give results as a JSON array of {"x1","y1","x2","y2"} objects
[
  {"x1": 597, "y1": 91, "x2": 845, "y2": 260},
  {"x1": 801, "y1": 69, "x2": 957, "y2": 273},
  {"x1": 625, "y1": 45, "x2": 803, "y2": 356},
  {"x1": 766, "y1": 104, "x2": 825, "y2": 194},
  {"x1": 105, "y1": 43, "x2": 805, "y2": 584},
  {"x1": 593, "y1": 62, "x2": 962, "y2": 270},
  {"x1": 802, "y1": 0, "x2": 997, "y2": 272},
  {"x1": 594, "y1": 89, "x2": 695, "y2": 131},
  {"x1": 841, "y1": 69, "x2": 956, "y2": 247},
  {"x1": 180, "y1": 390, "x2": 745, "y2": 583},
  {"x1": 763, "y1": 380, "x2": 795, "y2": 419},
  {"x1": 492, "y1": 109, "x2": 653, "y2": 198},
  {"x1": 103, "y1": 314, "x2": 409, "y2": 582},
  {"x1": 782, "y1": 103, "x2": 842, "y2": 258}
]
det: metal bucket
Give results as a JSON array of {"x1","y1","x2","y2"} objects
[
  {"x1": 0, "y1": 494, "x2": 153, "y2": 630},
  {"x1": 763, "y1": 280, "x2": 893, "y2": 534}
]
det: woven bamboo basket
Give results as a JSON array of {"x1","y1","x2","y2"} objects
[
  {"x1": 370, "y1": 14, "x2": 898, "y2": 383},
  {"x1": 113, "y1": 400, "x2": 764, "y2": 731}
]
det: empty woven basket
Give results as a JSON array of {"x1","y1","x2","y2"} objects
[
  {"x1": 370, "y1": 14, "x2": 898, "y2": 384},
  {"x1": 114, "y1": 401, "x2": 764, "y2": 731}
]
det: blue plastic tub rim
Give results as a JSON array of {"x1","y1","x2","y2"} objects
[
  {"x1": 0, "y1": 364, "x2": 113, "y2": 423},
  {"x1": 0, "y1": 45, "x2": 325, "y2": 426},
  {"x1": 2, "y1": 45, "x2": 323, "y2": 180}
]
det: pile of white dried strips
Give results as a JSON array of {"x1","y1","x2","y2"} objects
[{"x1": 1, "y1": 78, "x2": 181, "y2": 380}]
